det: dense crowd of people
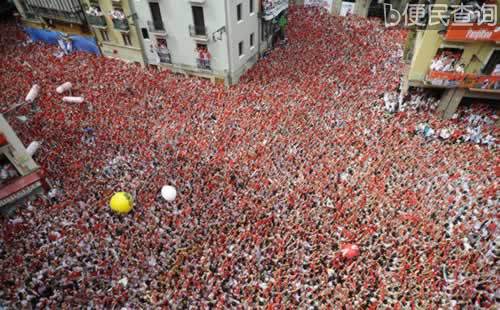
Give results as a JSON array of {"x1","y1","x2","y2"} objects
[{"x1": 0, "y1": 6, "x2": 498, "y2": 308}]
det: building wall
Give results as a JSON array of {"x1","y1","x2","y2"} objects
[
  {"x1": 225, "y1": 0, "x2": 260, "y2": 83},
  {"x1": 85, "y1": 0, "x2": 144, "y2": 64},
  {"x1": 460, "y1": 42, "x2": 497, "y2": 74},
  {"x1": 134, "y1": 0, "x2": 161, "y2": 65},
  {"x1": 407, "y1": 29, "x2": 441, "y2": 81},
  {"x1": 12, "y1": 0, "x2": 26, "y2": 17},
  {"x1": 141, "y1": 0, "x2": 230, "y2": 75},
  {"x1": 354, "y1": 0, "x2": 370, "y2": 16},
  {"x1": 132, "y1": 0, "x2": 260, "y2": 83},
  {"x1": 331, "y1": 0, "x2": 370, "y2": 16}
]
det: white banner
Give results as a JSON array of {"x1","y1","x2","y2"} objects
[{"x1": 304, "y1": 0, "x2": 334, "y2": 12}]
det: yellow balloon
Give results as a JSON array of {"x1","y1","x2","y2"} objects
[{"x1": 109, "y1": 192, "x2": 133, "y2": 214}]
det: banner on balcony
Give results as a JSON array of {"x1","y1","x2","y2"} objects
[
  {"x1": 427, "y1": 70, "x2": 500, "y2": 89},
  {"x1": 304, "y1": 0, "x2": 334, "y2": 12},
  {"x1": 445, "y1": 24, "x2": 500, "y2": 42},
  {"x1": 24, "y1": 27, "x2": 100, "y2": 55},
  {"x1": 262, "y1": 0, "x2": 289, "y2": 21}
]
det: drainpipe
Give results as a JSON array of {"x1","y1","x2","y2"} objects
[
  {"x1": 257, "y1": 5, "x2": 261, "y2": 58},
  {"x1": 127, "y1": 0, "x2": 148, "y2": 66},
  {"x1": 224, "y1": 0, "x2": 233, "y2": 85}
]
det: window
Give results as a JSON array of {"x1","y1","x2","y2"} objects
[
  {"x1": 122, "y1": 33, "x2": 132, "y2": 46},
  {"x1": 250, "y1": 33, "x2": 254, "y2": 48},
  {"x1": 141, "y1": 28, "x2": 149, "y2": 39},
  {"x1": 238, "y1": 41, "x2": 244, "y2": 56},
  {"x1": 237, "y1": 3, "x2": 242, "y2": 21},
  {"x1": 100, "y1": 29, "x2": 109, "y2": 41},
  {"x1": 249, "y1": 0, "x2": 254, "y2": 14}
]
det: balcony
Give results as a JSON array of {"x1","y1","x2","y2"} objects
[
  {"x1": 112, "y1": 18, "x2": 129, "y2": 32},
  {"x1": 158, "y1": 48, "x2": 171, "y2": 64},
  {"x1": 26, "y1": 6, "x2": 85, "y2": 24},
  {"x1": 196, "y1": 58, "x2": 211, "y2": 71},
  {"x1": 189, "y1": 25, "x2": 209, "y2": 42},
  {"x1": 148, "y1": 20, "x2": 166, "y2": 34},
  {"x1": 86, "y1": 15, "x2": 107, "y2": 28}
]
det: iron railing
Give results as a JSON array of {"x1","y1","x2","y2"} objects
[
  {"x1": 196, "y1": 58, "x2": 211, "y2": 70},
  {"x1": 86, "y1": 15, "x2": 107, "y2": 27},
  {"x1": 189, "y1": 24, "x2": 207, "y2": 37},
  {"x1": 112, "y1": 18, "x2": 129, "y2": 31},
  {"x1": 148, "y1": 20, "x2": 165, "y2": 32}
]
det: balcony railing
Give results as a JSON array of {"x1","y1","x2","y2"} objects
[
  {"x1": 148, "y1": 20, "x2": 165, "y2": 33},
  {"x1": 112, "y1": 18, "x2": 129, "y2": 31},
  {"x1": 196, "y1": 58, "x2": 211, "y2": 71},
  {"x1": 158, "y1": 48, "x2": 171, "y2": 64},
  {"x1": 86, "y1": 15, "x2": 107, "y2": 27},
  {"x1": 189, "y1": 24, "x2": 208, "y2": 40}
]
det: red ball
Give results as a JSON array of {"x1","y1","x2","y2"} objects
[{"x1": 341, "y1": 244, "x2": 360, "y2": 259}]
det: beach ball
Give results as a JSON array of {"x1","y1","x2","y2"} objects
[
  {"x1": 341, "y1": 244, "x2": 360, "y2": 259},
  {"x1": 109, "y1": 192, "x2": 134, "y2": 214},
  {"x1": 161, "y1": 185, "x2": 177, "y2": 202}
]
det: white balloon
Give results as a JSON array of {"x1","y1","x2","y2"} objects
[
  {"x1": 56, "y1": 82, "x2": 72, "y2": 94},
  {"x1": 161, "y1": 185, "x2": 177, "y2": 202},
  {"x1": 25, "y1": 84, "x2": 40, "y2": 103},
  {"x1": 63, "y1": 96, "x2": 84, "y2": 104},
  {"x1": 26, "y1": 141, "x2": 41, "y2": 156}
]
